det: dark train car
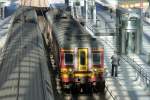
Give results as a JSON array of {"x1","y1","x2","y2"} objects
[
  {"x1": 4, "y1": 2, "x2": 18, "y2": 18},
  {"x1": 46, "y1": 10, "x2": 105, "y2": 93}
]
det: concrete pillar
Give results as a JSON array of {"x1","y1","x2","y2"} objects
[
  {"x1": 93, "y1": 0, "x2": 96, "y2": 25},
  {"x1": 85, "y1": 0, "x2": 88, "y2": 25},
  {"x1": 80, "y1": 0, "x2": 85, "y2": 18},
  {"x1": 68, "y1": 0, "x2": 72, "y2": 17},
  {"x1": 76, "y1": 6, "x2": 81, "y2": 18},
  {"x1": 70, "y1": 1, "x2": 74, "y2": 18},
  {"x1": 80, "y1": 6, "x2": 82, "y2": 18}
]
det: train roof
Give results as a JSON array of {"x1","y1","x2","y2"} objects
[{"x1": 52, "y1": 14, "x2": 103, "y2": 48}]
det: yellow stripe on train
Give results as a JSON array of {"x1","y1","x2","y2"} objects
[
  {"x1": 61, "y1": 68, "x2": 104, "y2": 73},
  {"x1": 74, "y1": 73, "x2": 92, "y2": 77}
]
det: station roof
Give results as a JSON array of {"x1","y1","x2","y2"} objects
[
  {"x1": 18, "y1": 0, "x2": 66, "y2": 8},
  {"x1": 19, "y1": 0, "x2": 50, "y2": 7}
]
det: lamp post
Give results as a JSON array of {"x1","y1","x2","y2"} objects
[
  {"x1": 85, "y1": 0, "x2": 96, "y2": 25},
  {"x1": 69, "y1": 0, "x2": 74, "y2": 18}
]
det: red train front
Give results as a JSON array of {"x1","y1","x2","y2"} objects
[
  {"x1": 60, "y1": 47, "x2": 105, "y2": 93},
  {"x1": 46, "y1": 10, "x2": 105, "y2": 93}
]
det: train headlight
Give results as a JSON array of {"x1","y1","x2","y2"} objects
[
  {"x1": 69, "y1": 68, "x2": 73, "y2": 72},
  {"x1": 93, "y1": 68, "x2": 97, "y2": 72}
]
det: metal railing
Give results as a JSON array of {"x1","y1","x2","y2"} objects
[
  {"x1": 85, "y1": 7, "x2": 150, "y2": 92},
  {"x1": 103, "y1": 37, "x2": 150, "y2": 90},
  {"x1": 121, "y1": 55, "x2": 150, "y2": 88},
  {"x1": 105, "y1": 81, "x2": 119, "y2": 100},
  {"x1": 86, "y1": 20, "x2": 116, "y2": 35}
]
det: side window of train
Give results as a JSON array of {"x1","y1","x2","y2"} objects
[
  {"x1": 92, "y1": 53, "x2": 101, "y2": 64},
  {"x1": 80, "y1": 51, "x2": 86, "y2": 65},
  {"x1": 65, "y1": 53, "x2": 74, "y2": 65}
]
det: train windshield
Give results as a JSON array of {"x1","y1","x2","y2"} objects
[
  {"x1": 80, "y1": 51, "x2": 86, "y2": 65},
  {"x1": 92, "y1": 53, "x2": 101, "y2": 65},
  {"x1": 65, "y1": 53, "x2": 74, "y2": 65}
]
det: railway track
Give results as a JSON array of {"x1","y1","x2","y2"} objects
[{"x1": 47, "y1": 67, "x2": 115, "y2": 100}]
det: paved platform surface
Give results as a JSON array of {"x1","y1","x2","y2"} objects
[
  {"x1": 100, "y1": 36, "x2": 150, "y2": 100},
  {"x1": 85, "y1": 5, "x2": 150, "y2": 100}
]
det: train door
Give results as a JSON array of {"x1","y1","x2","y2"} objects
[{"x1": 78, "y1": 48, "x2": 88, "y2": 71}]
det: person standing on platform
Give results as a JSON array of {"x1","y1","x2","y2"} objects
[{"x1": 111, "y1": 51, "x2": 120, "y2": 77}]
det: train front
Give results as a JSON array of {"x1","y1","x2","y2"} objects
[{"x1": 60, "y1": 42, "x2": 105, "y2": 93}]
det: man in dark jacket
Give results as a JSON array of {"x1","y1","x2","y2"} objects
[{"x1": 111, "y1": 51, "x2": 120, "y2": 77}]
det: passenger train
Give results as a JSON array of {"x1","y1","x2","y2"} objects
[{"x1": 46, "y1": 10, "x2": 105, "y2": 93}]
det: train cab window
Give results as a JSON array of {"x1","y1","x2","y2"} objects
[
  {"x1": 64, "y1": 53, "x2": 74, "y2": 65},
  {"x1": 92, "y1": 53, "x2": 101, "y2": 65},
  {"x1": 80, "y1": 51, "x2": 86, "y2": 65}
]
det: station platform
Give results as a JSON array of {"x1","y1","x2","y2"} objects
[
  {"x1": 85, "y1": 6, "x2": 150, "y2": 100},
  {"x1": 101, "y1": 36, "x2": 150, "y2": 100},
  {"x1": 87, "y1": 31, "x2": 150, "y2": 100}
]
